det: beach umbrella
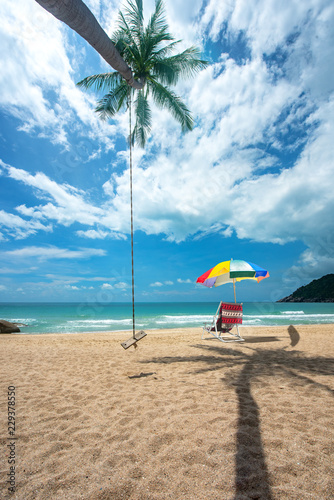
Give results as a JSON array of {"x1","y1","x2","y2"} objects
[{"x1": 196, "y1": 259, "x2": 269, "y2": 302}]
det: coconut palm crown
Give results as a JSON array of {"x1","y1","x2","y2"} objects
[{"x1": 77, "y1": 0, "x2": 208, "y2": 147}]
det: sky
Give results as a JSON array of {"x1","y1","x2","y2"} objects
[{"x1": 0, "y1": 0, "x2": 333, "y2": 303}]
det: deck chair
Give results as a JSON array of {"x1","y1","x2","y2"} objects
[{"x1": 202, "y1": 301, "x2": 244, "y2": 342}]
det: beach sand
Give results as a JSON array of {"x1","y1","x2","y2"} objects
[{"x1": 1, "y1": 324, "x2": 333, "y2": 499}]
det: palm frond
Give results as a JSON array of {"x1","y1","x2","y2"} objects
[
  {"x1": 113, "y1": 0, "x2": 143, "y2": 56},
  {"x1": 141, "y1": 31, "x2": 174, "y2": 63},
  {"x1": 151, "y1": 40, "x2": 181, "y2": 60},
  {"x1": 148, "y1": 78, "x2": 193, "y2": 131},
  {"x1": 123, "y1": 0, "x2": 144, "y2": 33},
  {"x1": 133, "y1": 90, "x2": 152, "y2": 147},
  {"x1": 146, "y1": 0, "x2": 169, "y2": 39},
  {"x1": 154, "y1": 47, "x2": 209, "y2": 84},
  {"x1": 115, "y1": 11, "x2": 141, "y2": 58},
  {"x1": 142, "y1": 0, "x2": 173, "y2": 60},
  {"x1": 76, "y1": 72, "x2": 122, "y2": 92},
  {"x1": 77, "y1": 0, "x2": 209, "y2": 146},
  {"x1": 150, "y1": 60, "x2": 178, "y2": 85},
  {"x1": 111, "y1": 29, "x2": 128, "y2": 56},
  {"x1": 95, "y1": 82, "x2": 128, "y2": 120}
]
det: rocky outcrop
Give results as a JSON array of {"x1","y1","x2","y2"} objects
[
  {"x1": 277, "y1": 295, "x2": 334, "y2": 303},
  {"x1": 278, "y1": 274, "x2": 334, "y2": 302},
  {"x1": 0, "y1": 320, "x2": 20, "y2": 333}
]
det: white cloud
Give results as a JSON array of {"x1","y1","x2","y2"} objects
[
  {"x1": 1, "y1": 246, "x2": 106, "y2": 261},
  {"x1": 0, "y1": 0, "x2": 117, "y2": 147},
  {"x1": 1, "y1": 0, "x2": 333, "y2": 283},
  {"x1": 0, "y1": 161, "x2": 112, "y2": 236},
  {"x1": 76, "y1": 229, "x2": 126, "y2": 240},
  {"x1": 0, "y1": 267, "x2": 32, "y2": 275},
  {"x1": 102, "y1": 281, "x2": 128, "y2": 290},
  {"x1": 225, "y1": 96, "x2": 334, "y2": 244},
  {"x1": 201, "y1": 0, "x2": 328, "y2": 56},
  {"x1": 285, "y1": 249, "x2": 334, "y2": 285},
  {"x1": 6, "y1": 164, "x2": 104, "y2": 226},
  {"x1": 150, "y1": 280, "x2": 174, "y2": 287},
  {"x1": 0, "y1": 209, "x2": 52, "y2": 239},
  {"x1": 177, "y1": 278, "x2": 193, "y2": 284},
  {"x1": 101, "y1": 283, "x2": 113, "y2": 289},
  {"x1": 114, "y1": 282, "x2": 129, "y2": 289}
]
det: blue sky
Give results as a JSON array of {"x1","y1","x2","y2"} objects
[{"x1": 0, "y1": 0, "x2": 333, "y2": 303}]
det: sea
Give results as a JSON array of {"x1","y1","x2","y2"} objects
[{"x1": 1, "y1": 302, "x2": 334, "y2": 334}]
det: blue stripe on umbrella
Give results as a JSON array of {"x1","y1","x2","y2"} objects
[{"x1": 247, "y1": 261, "x2": 268, "y2": 277}]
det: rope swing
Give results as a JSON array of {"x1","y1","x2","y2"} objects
[{"x1": 121, "y1": 88, "x2": 147, "y2": 349}]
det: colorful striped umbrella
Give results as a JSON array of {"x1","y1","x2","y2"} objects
[{"x1": 196, "y1": 259, "x2": 269, "y2": 302}]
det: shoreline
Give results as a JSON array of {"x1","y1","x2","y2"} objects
[
  {"x1": 7, "y1": 322, "x2": 334, "y2": 336},
  {"x1": 2, "y1": 302, "x2": 334, "y2": 336},
  {"x1": 1, "y1": 324, "x2": 333, "y2": 499}
]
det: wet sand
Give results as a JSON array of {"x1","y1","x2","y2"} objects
[{"x1": 0, "y1": 324, "x2": 333, "y2": 499}]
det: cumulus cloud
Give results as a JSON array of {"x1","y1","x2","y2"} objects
[
  {"x1": 114, "y1": 282, "x2": 129, "y2": 289},
  {"x1": 102, "y1": 281, "x2": 128, "y2": 290},
  {"x1": 0, "y1": 0, "x2": 117, "y2": 147},
  {"x1": 6, "y1": 164, "x2": 104, "y2": 226},
  {"x1": 0, "y1": 209, "x2": 52, "y2": 239},
  {"x1": 150, "y1": 281, "x2": 174, "y2": 287},
  {"x1": 0, "y1": 160, "x2": 114, "y2": 238},
  {"x1": 101, "y1": 283, "x2": 113, "y2": 289}
]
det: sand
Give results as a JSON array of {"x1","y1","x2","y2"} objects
[{"x1": 0, "y1": 324, "x2": 333, "y2": 499}]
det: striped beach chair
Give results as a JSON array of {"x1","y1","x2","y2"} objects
[{"x1": 202, "y1": 301, "x2": 244, "y2": 342}]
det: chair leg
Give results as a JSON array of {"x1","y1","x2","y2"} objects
[
  {"x1": 215, "y1": 324, "x2": 244, "y2": 342},
  {"x1": 202, "y1": 321, "x2": 244, "y2": 343},
  {"x1": 202, "y1": 325, "x2": 210, "y2": 339}
]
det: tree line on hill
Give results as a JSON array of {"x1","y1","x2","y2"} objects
[{"x1": 278, "y1": 274, "x2": 334, "y2": 302}]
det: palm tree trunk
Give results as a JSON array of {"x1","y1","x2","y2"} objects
[{"x1": 35, "y1": 0, "x2": 143, "y2": 90}]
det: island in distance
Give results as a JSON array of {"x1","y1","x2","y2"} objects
[{"x1": 278, "y1": 274, "x2": 334, "y2": 302}]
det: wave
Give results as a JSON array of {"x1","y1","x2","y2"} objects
[
  {"x1": 4, "y1": 302, "x2": 334, "y2": 334},
  {"x1": 281, "y1": 311, "x2": 305, "y2": 315},
  {"x1": 245, "y1": 313, "x2": 334, "y2": 318},
  {"x1": 155, "y1": 314, "x2": 213, "y2": 325},
  {"x1": 66, "y1": 318, "x2": 133, "y2": 325},
  {"x1": 244, "y1": 318, "x2": 262, "y2": 325},
  {"x1": 9, "y1": 318, "x2": 38, "y2": 324}
]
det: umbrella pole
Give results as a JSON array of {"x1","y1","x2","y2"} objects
[{"x1": 233, "y1": 279, "x2": 236, "y2": 303}]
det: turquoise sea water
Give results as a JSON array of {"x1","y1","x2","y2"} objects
[{"x1": 1, "y1": 302, "x2": 334, "y2": 334}]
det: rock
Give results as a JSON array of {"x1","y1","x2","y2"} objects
[
  {"x1": 0, "y1": 320, "x2": 20, "y2": 333},
  {"x1": 277, "y1": 274, "x2": 334, "y2": 303}
]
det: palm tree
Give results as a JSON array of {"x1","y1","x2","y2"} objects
[
  {"x1": 77, "y1": 0, "x2": 208, "y2": 347},
  {"x1": 77, "y1": 0, "x2": 208, "y2": 147}
]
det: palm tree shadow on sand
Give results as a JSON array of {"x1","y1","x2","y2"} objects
[{"x1": 142, "y1": 326, "x2": 334, "y2": 499}]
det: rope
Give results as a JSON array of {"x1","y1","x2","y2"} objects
[{"x1": 128, "y1": 88, "x2": 136, "y2": 339}]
